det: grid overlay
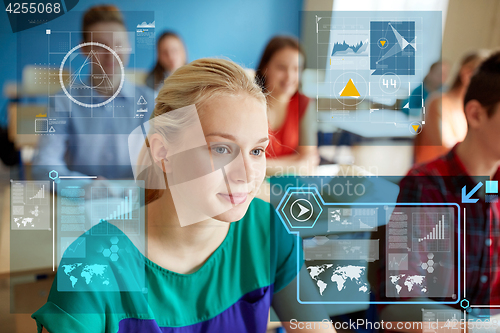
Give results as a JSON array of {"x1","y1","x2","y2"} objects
[{"x1": 315, "y1": 13, "x2": 426, "y2": 125}]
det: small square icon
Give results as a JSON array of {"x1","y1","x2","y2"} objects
[
  {"x1": 46, "y1": 29, "x2": 51, "y2": 34},
  {"x1": 35, "y1": 119, "x2": 48, "y2": 133},
  {"x1": 486, "y1": 180, "x2": 498, "y2": 194},
  {"x1": 486, "y1": 194, "x2": 498, "y2": 203}
]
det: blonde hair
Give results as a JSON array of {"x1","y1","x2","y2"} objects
[
  {"x1": 139, "y1": 58, "x2": 266, "y2": 204},
  {"x1": 154, "y1": 58, "x2": 265, "y2": 115}
]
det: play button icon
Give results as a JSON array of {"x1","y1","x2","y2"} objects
[
  {"x1": 290, "y1": 199, "x2": 314, "y2": 222},
  {"x1": 297, "y1": 203, "x2": 310, "y2": 217}
]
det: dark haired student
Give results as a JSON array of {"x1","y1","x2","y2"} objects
[
  {"x1": 145, "y1": 31, "x2": 187, "y2": 91},
  {"x1": 32, "y1": 5, "x2": 154, "y2": 179},
  {"x1": 255, "y1": 36, "x2": 319, "y2": 176},
  {"x1": 379, "y1": 51, "x2": 500, "y2": 327}
]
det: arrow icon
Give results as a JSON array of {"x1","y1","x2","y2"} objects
[
  {"x1": 462, "y1": 182, "x2": 483, "y2": 203},
  {"x1": 290, "y1": 199, "x2": 314, "y2": 222},
  {"x1": 297, "y1": 203, "x2": 310, "y2": 217}
]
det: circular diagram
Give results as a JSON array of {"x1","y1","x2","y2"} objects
[
  {"x1": 333, "y1": 72, "x2": 368, "y2": 107},
  {"x1": 59, "y1": 42, "x2": 124, "y2": 108},
  {"x1": 379, "y1": 72, "x2": 401, "y2": 94}
]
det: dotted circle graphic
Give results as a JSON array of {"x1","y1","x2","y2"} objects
[{"x1": 59, "y1": 42, "x2": 124, "y2": 108}]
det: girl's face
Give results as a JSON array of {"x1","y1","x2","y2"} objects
[
  {"x1": 158, "y1": 36, "x2": 186, "y2": 73},
  {"x1": 166, "y1": 94, "x2": 269, "y2": 224},
  {"x1": 264, "y1": 47, "x2": 301, "y2": 97}
]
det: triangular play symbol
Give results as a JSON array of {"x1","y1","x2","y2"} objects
[
  {"x1": 412, "y1": 125, "x2": 420, "y2": 132},
  {"x1": 380, "y1": 40, "x2": 386, "y2": 46},
  {"x1": 297, "y1": 203, "x2": 310, "y2": 218},
  {"x1": 340, "y1": 79, "x2": 360, "y2": 98},
  {"x1": 68, "y1": 50, "x2": 114, "y2": 91},
  {"x1": 137, "y1": 95, "x2": 147, "y2": 105},
  {"x1": 403, "y1": 102, "x2": 409, "y2": 109}
]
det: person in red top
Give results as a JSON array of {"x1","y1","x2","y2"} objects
[
  {"x1": 255, "y1": 36, "x2": 319, "y2": 175},
  {"x1": 378, "y1": 52, "x2": 500, "y2": 327}
]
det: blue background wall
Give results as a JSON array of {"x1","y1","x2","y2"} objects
[{"x1": 0, "y1": 0, "x2": 303, "y2": 110}]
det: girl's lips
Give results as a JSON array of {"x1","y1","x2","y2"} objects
[{"x1": 218, "y1": 193, "x2": 248, "y2": 205}]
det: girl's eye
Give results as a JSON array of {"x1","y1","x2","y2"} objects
[
  {"x1": 251, "y1": 149, "x2": 264, "y2": 156},
  {"x1": 212, "y1": 146, "x2": 230, "y2": 154}
]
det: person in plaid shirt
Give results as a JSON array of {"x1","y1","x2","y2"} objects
[{"x1": 379, "y1": 52, "x2": 500, "y2": 324}]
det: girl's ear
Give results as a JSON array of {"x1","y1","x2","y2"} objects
[{"x1": 148, "y1": 133, "x2": 172, "y2": 173}]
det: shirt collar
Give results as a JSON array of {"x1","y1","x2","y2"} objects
[
  {"x1": 445, "y1": 143, "x2": 470, "y2": 177},
  {"x1": 448, "y1": 143, "x2": 500, "y2": 181}
]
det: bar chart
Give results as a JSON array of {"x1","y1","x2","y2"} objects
[
  {"x1": 91, "y1": 187, "x2": 140, "y2": 235},
  {"x1": 417, "y1": 216, "x2": 447, "y2": 242},
  {"x1": 412, "y1": 212, "x2": 451, "y2": 252},
  {"x1": 103, "y1": 189, "x2": 135, "y2": 220},
  {"x1": 28, "y1": 183, "x2": 47, "y2": 202}
]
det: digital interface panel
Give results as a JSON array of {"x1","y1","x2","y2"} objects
[
  {"x1": 56, "y1": 179, "x2": 146, "y2": 292},
  {"x1": 4, "y1": 4, "x2": 497, "y2": 326},
  {"x1": 15, "y1": 10, "x2": 155, "y2": 135},
  {"x1": 385, "y1": 206, "x2": 456, "y2": 299},
  {"x1": 270, "y1": 176, "x2": 460, "y2": 305},
  {"x1": 10, "y1": 180, "x2": 51, "y2": 230},
  {"x1": 311, "y1": 11, "x2": 441, "y2": 137}
]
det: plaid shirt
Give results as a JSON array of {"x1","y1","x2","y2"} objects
[{"x1": 396, "y1": 144, "x2": 500, "y2": 306}]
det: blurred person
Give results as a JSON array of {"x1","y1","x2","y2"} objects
[
  {"x1": 145, "y1": 31, "x2": 187, "y2": 90},
  {"x1": 255, "y1": 36, "x2": 319, "y2": 176},
  {"x1": 32, "y1": 5, "x2": 154, "y2": 179},
  {"x1": 0, "y1": 102, "x2": 20, "y2": 167},
  {"x1": 378, "y1": 51, "x2": 500, "y2": 329},
  {"x1": 403, "y1": 60, "x2": 450, "y2": 111},
  {"x1": 32, "y1": 58, "x2": 336, "y2": 333},
  {"x1": 414, "y1": 51, "x2": 488, "y2": 164}
]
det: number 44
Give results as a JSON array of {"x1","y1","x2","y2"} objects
[{"x1": 383, "y1": 79, "x2": 397, "y2": 88}]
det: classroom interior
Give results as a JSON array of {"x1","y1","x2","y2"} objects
[{"x1": 2, "y1": 0, "x2": 500, "y2": 332}]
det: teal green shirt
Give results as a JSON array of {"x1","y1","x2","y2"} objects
[{"x1": 32, "y1": 198, "x2": 301, "y2": 333}]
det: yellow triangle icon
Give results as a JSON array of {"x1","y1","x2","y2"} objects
[
  {"x1": 380, "y1": 40, "x2": 386, "y2": 46},
  {"x1": 340, "y1": 79, "x2": 360, "y2": 97},
  {"x1": 412, "y1": 125, "x2": 420, "y2": 132}
]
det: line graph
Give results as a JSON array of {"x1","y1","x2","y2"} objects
[
  {"x1": 331, "y1": 40, "x2": 369, "y2": 56},
  {"x1": 388, "y1": 253, "x2": 408, "y2": 270},
  {"x1": 61, "y1": 237, "x2": 86, "y2": 258}
]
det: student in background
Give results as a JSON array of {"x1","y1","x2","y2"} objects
[
  {"x1": 32, "y1": 5, "x2": 154, "y2": 179},
  {"x1": 378, "y1": 51, "x2": 500, "y2": 329},
  {"x1": 414, "y1": 51, "x2": 488, "y2": 164},
  {"x1": 145, "y1": 31, "x2": 187, "y2": 91},
  {"x1": 255, "y1": 36, "x2": 319, "y2": 176}
]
